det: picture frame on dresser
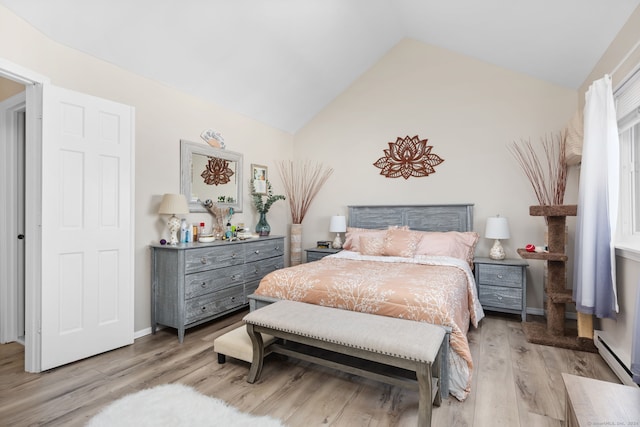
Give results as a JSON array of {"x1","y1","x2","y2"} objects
[{"x1": 251, "y1": 164, "x2": 268, "y2": 194}]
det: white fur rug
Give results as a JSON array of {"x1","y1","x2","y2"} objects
[{"x1": 87, "y1": 384, "x2": 285, "y2": 427}]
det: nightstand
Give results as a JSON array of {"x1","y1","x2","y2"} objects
[
  {"x1": 473, "y1": 257, "x2": 528, "y2": 321},
  {"x1": 305, "y1": 247, "x2": 341, "y2": 262}
]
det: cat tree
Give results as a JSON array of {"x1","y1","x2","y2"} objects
[{"x1": 518, "y1": 204, "x2": 596, "y2": 352}]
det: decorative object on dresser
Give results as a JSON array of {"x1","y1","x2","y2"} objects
[
  {"x1": 250, "y1": 179, "x2": 285, "y2": 237},
  {"x1": 305, "y1": 247, "x2": 341, "y2": 262},
  {"x1": 484, "y1": 215, "x2": 510, "y2": 260},
  {"x1": 329, "y1": 215, "x2": 346, "y2": 249},
  {"x1": 373, "y1": 135, "x2": 444, "y2": 179},
  {"x1": 150, "y1": 236, "x2": 284, "y2": 342},
  {"x1": 158, "y1": 193, "x2": 189, "y2": 245},
  {"x1": 473, "y1": 257, "x2": 528, "y2": 321},
  {"x1": 277, "y1": 160, "x2": 334, "y2": 266}
]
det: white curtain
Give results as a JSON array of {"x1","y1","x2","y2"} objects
[
  {"x1": 572, "y1": 75, "x2": 619, "y2": 319},
  {"x1": 633, "y1": 279, "x2": 640, "y2": 384}
]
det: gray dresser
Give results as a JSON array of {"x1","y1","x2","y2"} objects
[
  {"x1": 151, "y1": 236, "x2": 284, "y2": 342},
  {"x1": 473, "y1": 257, "x2": 528, "y2": 321}
]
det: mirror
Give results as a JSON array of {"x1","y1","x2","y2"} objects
[{"x1": 180, "y1": 139, "x2": 243, "y2": 213}]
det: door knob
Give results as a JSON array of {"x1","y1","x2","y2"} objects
[{"x1": 17, "y1": 234, "x2": 25, "y2": 240}]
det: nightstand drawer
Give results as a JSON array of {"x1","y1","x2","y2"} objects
[
  {"x1": 478, "y1": 264, "x2": 523, "y2": 288},
  {"x1": 479, "y1": 285, "x2": 522, "y2": 310}
]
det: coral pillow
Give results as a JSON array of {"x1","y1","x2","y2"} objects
[
  {"x1": 343, "y1": 227, "x2": 386, "y2": 252},
  {"x1": 359, "y1": 235, "x2": 385, "y2": 256},
  {"x1": 382, "y1": 229, "x2": 423, "y2": 258},
  {"x1": 414, "y1": 231, "x2": 479, "y2": 266}
]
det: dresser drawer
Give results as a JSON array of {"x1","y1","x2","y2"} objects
[
  {"x1": 244, "y1": 256, "x2": 284, "y2": 283},
  {"x1": 478, "y1": 264, "x2": 523, "y2": 288},
  {"x1": 185, "y1": 285, "x2": 244, "y2": 324},
  {"x1": 244, "y1": 238, "x2": 284, "y2": 263},
  {"x1": 479, "y1": 285, "x2": 522, "y2": 310},
  {"x1": 185, "y1": 245, "x2": 244, "y2": 273},
  {"x1": 185, "y1": 265, "x2": 245, "y2": 299}
]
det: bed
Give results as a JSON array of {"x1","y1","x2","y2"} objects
[{"x1": 249, "y1": 204, "x2": 484, "y2": 401}]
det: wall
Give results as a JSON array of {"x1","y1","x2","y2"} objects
[
  {"x1": 579, "y1": 6, "x2": 640, "y2": 369},
  {"x1": 0, "y1": 76, "x2": 24, "y2": 100},
  {"x1": 0, "y1": 5, "x2": 294, "y2": 333},
  {"x1": 294, "y1": 38, "x2": 579, "y2": 312}
]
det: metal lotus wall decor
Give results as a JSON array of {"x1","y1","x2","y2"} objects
[
  {"x1": 201, "y1": 156, "x2": 235, "y2": 186},
  {"x1": 373, "y1": 135, "x2": 444, "y2": 179}
]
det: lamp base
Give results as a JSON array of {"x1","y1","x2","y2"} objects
[
  {"x1": 332, "y1": 233, "x2": 343, "y2": 249},
  {"x1": 489, "y1": 239, "x2": 506, "y2": 260},
  {"x1": 168, "y1": 215, "x2": 181, "y2": 245}
]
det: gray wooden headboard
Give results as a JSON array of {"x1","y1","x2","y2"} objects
[{"x1": 347, "y1": 204, "x2": 474, "y2": 232}]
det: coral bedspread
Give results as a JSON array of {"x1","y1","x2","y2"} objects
[{"x1": 254, "y1": 250, "x2": 484, "y2": 400}]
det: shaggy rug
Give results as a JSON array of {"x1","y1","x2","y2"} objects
[{"x1": 86, "y1": 384, "x2": 285, "y2": 427}]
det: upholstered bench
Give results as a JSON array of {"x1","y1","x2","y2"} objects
[
  {"x1": 243, "y1": 300, "x2": 448, "y2": 427},
  {"x1": 213, "y1": 325, "x2": 276, "y2": 364}
]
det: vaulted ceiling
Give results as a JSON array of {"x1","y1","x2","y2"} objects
[{"x1": 2, "y1": 0, "x2": 639, "y2": 133}]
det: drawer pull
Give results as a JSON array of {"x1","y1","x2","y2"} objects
[
  {"x1": 231, "y1": 252, "x2": 237, "y2": 258},
  {"x1": 200, "y1": 257, "x2": 208, "y2": 264},
  {"x1": 497, "y1": 295, "x2": 503, "y2": 300},
  {"x1": 200, "y1": 282, "x2": 207, "y2": 288},
  {"x1": 201, "y1": 306, "x2": 207, "y2": 311},
  {"x1": 497, "y1": 274, "x2": 504, "y2": 279},
  {"x1": 254, "y1": 249, "x2": 260, "y2": 254},
  {"x1": 231, "y1": 274, "x2": 241, "y2": 280},
  {"x1": 254, "y1": 268, "x2": 259, "y2": 274}
]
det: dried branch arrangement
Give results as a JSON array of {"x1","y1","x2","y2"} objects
[
  {"x1": 509, "y1": 131, "x2": 568, "y2": 206},
  {"x1": 277, "y1": 160, "x2": 334, "y2": 224}
]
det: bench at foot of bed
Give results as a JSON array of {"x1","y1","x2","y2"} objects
[{"x1": 243, "y1": 300, "x2": 448, "y2": 427}]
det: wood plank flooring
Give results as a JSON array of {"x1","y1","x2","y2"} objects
[{"x1": 0, "y1": 311, "x2": 620, "y2": 426}]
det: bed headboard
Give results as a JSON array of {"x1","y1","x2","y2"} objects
[{"x1": 347, "y1": 204, "x2": 474, "y2": 232}]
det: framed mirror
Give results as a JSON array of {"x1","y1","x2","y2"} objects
[{"x1": 180, "y1": 139, "x2": 243, "y2": 213}]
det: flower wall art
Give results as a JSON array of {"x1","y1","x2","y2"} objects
[{"x1": 373, "y1": 135, "x2": 444, "y2": 179}]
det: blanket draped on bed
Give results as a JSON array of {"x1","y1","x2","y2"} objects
[{"x1": 254, "y1": 251, "x2": 484, "y2": 400}]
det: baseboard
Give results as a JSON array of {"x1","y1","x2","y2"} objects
[
  {"x1": 594, "y1": 330, "x2": 637, "y2": 387},
  {"x1": 134, "y1": 326, "x2": 155, "y2": 340}
]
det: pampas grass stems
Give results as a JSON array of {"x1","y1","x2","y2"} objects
[
  {"x1": 509, "y1": 131, "x2": 568, "y2": 207},
  {"x1": 277, "y1": 160, "x2": 334, "y2": 224}
]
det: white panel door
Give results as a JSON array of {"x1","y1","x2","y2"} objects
[{"x1": 40, "y1": 84, "x2": 134, "y2": 370}]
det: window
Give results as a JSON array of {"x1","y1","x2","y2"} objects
[{"x1": 615, "y1": 69, "x2": 640, "y2": 256}]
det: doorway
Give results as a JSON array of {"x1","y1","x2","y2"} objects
[{"x1": 0, "y1": 79, "x2": 26, "y2": 346}]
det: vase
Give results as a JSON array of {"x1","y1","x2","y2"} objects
[
  {"x1": 290, "y1": 223, "x2": 302, "y2": 266},
  {"x1": 256, "y1": 212, "x2": 271, "y2": 237}
]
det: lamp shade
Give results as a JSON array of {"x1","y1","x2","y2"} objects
[
  {"x1": 485, "y1": 216, "x2": 510, "y2": 239},
  {"x1": 329, "y1": 215, "x2": 347, "y2": 233},
  {"x1": 158, "y1": 193, "x2": 189, "y2": 215}
]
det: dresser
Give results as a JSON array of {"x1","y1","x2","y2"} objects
[
  {"x1": 473, "y1": 257, "x2": 528, "y2": 321},
  {"x1": 151, "y1": 236, "x2": 284, "y2": 342}
]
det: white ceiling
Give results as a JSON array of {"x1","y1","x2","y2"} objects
[{"x1": 2, "y1": 0, "x2": 639, "y2": 133}]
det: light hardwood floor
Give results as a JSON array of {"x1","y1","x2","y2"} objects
[{"x1": 0, "y1": 311, "x2": 619, "y2": 427}]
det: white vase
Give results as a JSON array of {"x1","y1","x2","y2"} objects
[{"x1": 290, "y1": 223, "x2": 302, "y2": 266}]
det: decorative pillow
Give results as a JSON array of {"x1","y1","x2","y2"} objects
[
  {"x1": 382, "y1": 229, "x2": 423, "y2": 258},
  {"x1": 414, "y1": 231, "x2": 479, "y2": 266},
  {"x1": 343, "y1": 226, "x2": 408, "y2": 253},
  {"x1": 359, "y1": 235, "x2": 385, "y2": 256}
]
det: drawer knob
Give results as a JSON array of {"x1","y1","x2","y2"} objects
[
  {"x1": 497, "y1": 274, "x2": 504, "y2": 279},
  {"x1": 254, "y1": 249, "x2": 260, "y2": 254},
  {"x1": 231, "y1": 253, "x2": 237, "y2": 258},
  {"x1": 200, "y1": 257, "x2": 207, "y2": 264},
  {"x1": 201, "y1": 306, "x2": 207, "y2": 311},
  {"x1": 497, "y1": 295, "x2": 503, "y2": 300},
  {"x1": 231, "y1": 274, "x2": 241, "y2": 280},
  {"x1": 201, "y1": 282, "x2": 207, "y2": 288}
]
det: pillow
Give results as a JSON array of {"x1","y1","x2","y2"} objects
[
  {"x1": 342, "y1": 227, "x2": 386, "y2": 252},
  {"x1": 359, "y1": 235, "x2": 385, "y2": 256},
  {"x1": 342, "y1": 226, "x2": 407, "y2": 252},
  {"x1": 382, "y1": 229, "x2": 423, "y2": 258},
  {"x1": 414, "y1": 231, "x2": 479, "y2": 266}
]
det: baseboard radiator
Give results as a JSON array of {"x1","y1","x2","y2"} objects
[{"x1": 594, "y1": 330, "x2": 638, "y2": 387}]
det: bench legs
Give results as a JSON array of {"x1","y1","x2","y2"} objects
[{"x1": 246, "y1": 324, "x2": 265, "y2": 383}]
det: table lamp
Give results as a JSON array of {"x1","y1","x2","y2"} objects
[
  {"x1": 329, "y1": 215, "x2": 347, "y2": 249},
  {"x1": 158, "y1": 193, "x2": 189, "y2": 245},
  {"x1": 485, "y1": 215, "x2": 510, "y2": 260}
]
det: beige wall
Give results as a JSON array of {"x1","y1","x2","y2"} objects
[
  {"x1": 294, "y1": 38, "x2": 578, "y2": 312},
  {"x1": 0, "y1": 76, "x2": 24, "y2": 100},
  {"x1": 578, "y1": 6, "x2": 640, "y2": 361},
  {"x1": 0, "y1": 5, "x2": 294, "y2": 332}
]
